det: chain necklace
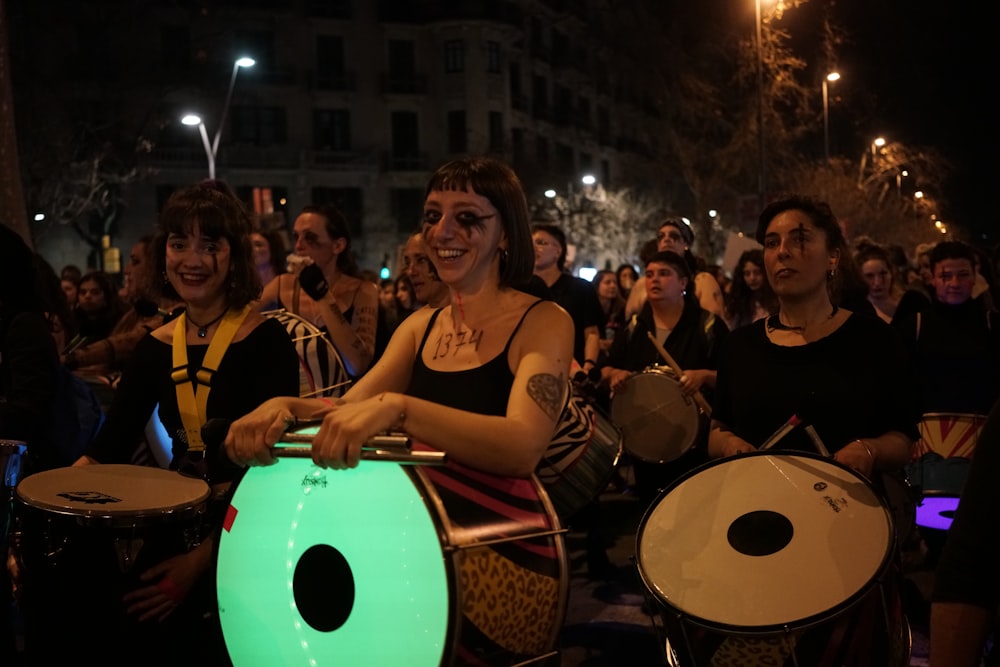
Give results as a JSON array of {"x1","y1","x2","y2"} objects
[
  {"x1": 186, "y1": 309, "x2": 228, "y2": 338},
  {"x1": 766, "y1": 305, "x2": 838, "y2": 333}
]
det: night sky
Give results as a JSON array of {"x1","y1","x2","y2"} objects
[{"x1": 832, "y1": 0, "x2": 996, "y2": 246}]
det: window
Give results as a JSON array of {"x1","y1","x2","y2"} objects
[
  {"x1": 314, "y1": 109, "x2": 351, "y2": 150},
  {"x1": 311, "y1": 187, "x2": 364, "y2": 239},
  {"x1": 556, "y1": 143, "x2": 573, "y2": 173},
  {"x1": 488, "y1": 112, "x2": 504, "y2": 152},
  {"x1": 536, "y1": 136, "x2": 549, "y2": 167},
  {"x1": 390, "y1": 188, "x2": 425, "y2": 233},
  {"x1": 444, "y1": 40, "x2": 464, "y2": 73},
  {"x1": 231, "y1": 106, "x2": 288, "y2": 144},
  {"x1": 447, "y1": 111, "x2": 466, "y2": 153},
  {"x1": 317, "y1": 35, "x2": 346, "y2": 78},
  {"x1": 486, "y1": 41, "x2": 501, "y2": 73},
  {"x1": 391, "y1": 111, "x2": 420, "y2": 156},
  {"x1": 388, "y1": 40, "x2": 416, "y2": 76}
]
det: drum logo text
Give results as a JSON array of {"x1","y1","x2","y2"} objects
[
  {"x1": 302, "y1": 474, "x2": 328, "y2": 488},
  {"x1": 57, "y1": 490, "x2": 122, "y2": 504}
]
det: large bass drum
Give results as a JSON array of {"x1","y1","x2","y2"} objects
[
  {"x1": 636, "y1": 452, "x2": 909, "y2": 666},
  {"x1": 263, "y1": 309, "x2": 351, "y2": 399},
  {"x1": 216, "y1": 432, "x2": 568, "y2": 666}
]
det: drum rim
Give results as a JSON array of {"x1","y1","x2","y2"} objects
[
  {"x1": 635, "y1": 450, "x2": 896, "y2": 635},
  {"x1": 610, "y1": 368, "x2": 704, "y2": 463}
]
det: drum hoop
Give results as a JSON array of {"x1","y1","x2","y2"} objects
[
  {"x1": 263, "y1": 308, "x2": 351, "y2": 396},
  {"x1": 635, "y1": 450, "x2": 895, "y2": 635},
  {"x1": 15, "y1": 492, "x2": 209, "y2": 527}
]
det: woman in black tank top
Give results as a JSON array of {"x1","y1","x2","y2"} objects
[{"x1": 226, "y1": 157, "x2": 575, "y2": 478}]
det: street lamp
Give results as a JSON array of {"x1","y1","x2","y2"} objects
[
  {"x1": 821, "y1": 71, "x2": 840, "y2": 163},
  {"x1": 182, "y1": 56, "x2": 255, "y2": 179},
  {"x1": 754, "y1": 0, "x2": 767, "y2": 209}
]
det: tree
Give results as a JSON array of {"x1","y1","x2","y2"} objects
[{"x1": 0, "y1": 0, "x2": 30, "y2": 246}]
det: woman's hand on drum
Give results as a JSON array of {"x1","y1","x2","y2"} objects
[
  {"x1": 677, "y1": 369, "x2": 711, "y2": 395},
  {"x1": 834, "y1": 439, "x2": 876, "y2": 479},
  {"x1": 607, "y1": 368, "x2": 633, "y2": 394},
  {"x1": 123, "y1": 543, "x2": 210, "y2": 622},
  {"x1": 225, "y1": 396, "x2": 300, "y2": 467},
  {"x1": 309, "y1": 392, "x2": 407, "y2": 469}
]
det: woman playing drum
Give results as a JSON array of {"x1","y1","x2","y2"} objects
[
  {"x1": 602, "y1": 250, "x2": 728, "y2": 503},
  {"x1": 697, "y1": 194, "x2": 921, "y2": 666},
  {"x1": 54, "y1": 181, "x2": 301, "y2": 666}
]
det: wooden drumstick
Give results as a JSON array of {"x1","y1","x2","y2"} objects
[{"x1": 645, "y1": 331, "x2": 713, "y2": 417}]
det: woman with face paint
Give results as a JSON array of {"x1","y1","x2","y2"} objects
[
  {"x1": 227, "y1": 157, "x2": 573, "y2": 477},
  {"x1": 689, "y1": 194, "x2": 921, "y2": 666},
  {"x1": 49, "y1": 181, "x2": 300, "y2": 666}
]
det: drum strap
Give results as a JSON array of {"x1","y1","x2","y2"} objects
[{"x1": 171, "y1": 307, "x2": 250, "y2": 453}]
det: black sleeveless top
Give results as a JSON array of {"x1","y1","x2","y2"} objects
[{"x1": 406, "y1": 301, "x2": 544, "y2": 416}]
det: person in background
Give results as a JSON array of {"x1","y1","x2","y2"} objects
[
  {"x1": 532, "y1": 223, "x2": 604, "y2": 373},
  {"x1": 258, "y1": 204, "x2": 379, "y2": 380},
  {"x1": 72, "y1": 270, "x2": 128, "y2": 344},
  {"x1": 723, "y1": 248, "x2": 777, "y2": 330},
  {"x1": 60, "y1": 264, "x2": 81, "y2": 310},
  {"x1": 39, "y1": 181, "x2": 301, "y2": 667},
  {"x1": 929, "y1": 396, "x2": 1000, "y2": 667},
  {"x1": 251, "y1": 229, "x2": 287, "y2": 297},
  {"x1": 615, "y1": 263, "x2": 639, "y2": 301},
  {"x1": 401, "y1": 229, "x2": 449, "y2": 309},
  {"x1": 625, "y1": 216, "x2": 726, "y2": 319},
  {"x1": 394, "y1": 273, "x2": 420, "y2": 318},
  {"x1": 592, "y1": 269, "x2": 626, "y2": 367},
  {"x1": 855, "y1": 242, "x2": 903, "y2": 324}
]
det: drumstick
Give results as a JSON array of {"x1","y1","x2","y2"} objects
[
  {"x1": 273, "y1": 446, "x2": 447, "y2": 465},
  {"x1": 759, "y1": 414, "x2": 801, "y2": 450},
  {"x1": 280, "y1": 431, "x2": 411, "y2": 450},
  {"x1": 644, "y1": 331, "x2": 713, "y2": 416},
  {"x1": 803, "y1": 425, "x2": 832, "y2": 457}
]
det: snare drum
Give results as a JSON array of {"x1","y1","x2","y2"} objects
[
  {"x1": 611, "y1": 366, "x2": 705, "y2": 463},
  {"x1": 15, "y1": 465, "x2": 211, "y2": 662},
  {"x1": 263, "y1": 309, "x2": 351, "y2": 399},
  {"x1": 217, "y1": 435, "x2": 568, "y2": 666},
  {"x1": 637, "y1": 452, "x2": 909, "y2": 667},
  {"x1": 537, "y1": 383, "x2": 623, "y2": 522}
]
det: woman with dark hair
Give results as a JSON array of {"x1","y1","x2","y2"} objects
[
  {"x1": 50, "y1": 181, "x2": 300, "y2": 666},
  {"x1": 250, "y1": 228, "x2": 287, "y2": 288},
  {"x1": 615, "y1": 263, "x2": 638, "y2": 300},
  {"x1": 258, "y1": 203, "x2": 379, "y2": 379},
  {"x1": 394, "y1": 273, "x2": 419, "y2": 315},
  {"x1": 72, "y1": 269, "x2": 128, "y2": 342},
  {"x1": 724, "y1": 248, "x2": 777, "y2": 330},
  {"x1": 855, "y1": 242, "x2": 903, "y2": 324},
  {"x1": 592, "y1": 268, "x2": 626, "y2": 366},
  {"x1": 225, "y1": 156, "x2": 574, "y2": 664},
  {"x1": 702, "y1": 194, "x2": 919, "y2": 665}
]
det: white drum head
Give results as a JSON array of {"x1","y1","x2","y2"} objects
[
  {"x1": 637, "y1": 452, "x2": 892, "y2": 631},
  {"x1": 611, "y1": 367, "x2": 701, "y2": 463},
  {"x1": 16, "y1": 464, "x2": 210, "y2": 520}
]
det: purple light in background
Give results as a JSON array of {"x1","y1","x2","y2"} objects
[{"x1": 915, "y1": 496, "x2": 960, "y2": 531}]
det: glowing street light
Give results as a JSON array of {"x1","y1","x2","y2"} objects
[
  {"x1": 581, "y1": 174, "x2": 596, "y2": 186},
  {"x1": 822, "y1": 71, "x2": 840, "y2": 163},
  {"x1": 182, "y1": 56, "x2": 255, "y2": 179}
]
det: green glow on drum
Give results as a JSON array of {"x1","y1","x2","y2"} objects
[{"x1": 217, "y1": 435, "x2": 449, "y2": 665}]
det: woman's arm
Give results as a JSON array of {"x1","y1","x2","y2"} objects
[
  {"x1": 834, "y1": 430, "x2": 913, "y2": 478},
  {"x1": 315, "y1": 279, "x2": 378, "y2": 378},
  {"x1": 708, "y1": 419, "x2": 756, "y2": 458}
]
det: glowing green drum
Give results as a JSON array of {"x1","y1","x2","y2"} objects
[{"x1": 217, "y1": 432, "x2": 568, "y2": 665}]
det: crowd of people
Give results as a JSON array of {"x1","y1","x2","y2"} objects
[{"x1": 2, "y1": 157, "x2": 999, "y2": 666}]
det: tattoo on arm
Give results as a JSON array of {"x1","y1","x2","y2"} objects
[{"x1": 527, "y1": 373, "x2": 564, "y2": 421}]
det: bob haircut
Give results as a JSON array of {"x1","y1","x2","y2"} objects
[
  {"x1": 423, "y1": 156, "x2": 533, "y2": 289},
  {"x1": 151, "y1": 180, "x2": 261, "y2": 309}
]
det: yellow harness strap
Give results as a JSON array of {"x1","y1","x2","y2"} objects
[{"x1": 172, "y1": 306, "x2": 250, "y2": 453}]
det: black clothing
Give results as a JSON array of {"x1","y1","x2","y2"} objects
[
  {"x1": 607, "y1": 301, "x2": 728, "y2": 502},
  {"x1": 714, "y1": 313, "x2": 920, "y2": 454},
  {"x1": 893, "y1": 298, "x2": 1000, "y2": 415},
  {"x1": 547, "y1": 272, "x2": 604, "y2": 365},
  {"x1": 407, "y1": 301, "x2": 543, "y2": 415}
]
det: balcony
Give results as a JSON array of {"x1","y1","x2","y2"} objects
[
  {"x1": 309, "y1": 148, "x2": 379, "y2": 170},
  {"x1": 384, "y1": 151, "x2": 429, "y2": 171},
  {"x1": 310, "y1": 70, "x2": 357, "y2": 92},
  {"x1": 381, "y1": 73, "x2": 427, "y2": 95}
]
